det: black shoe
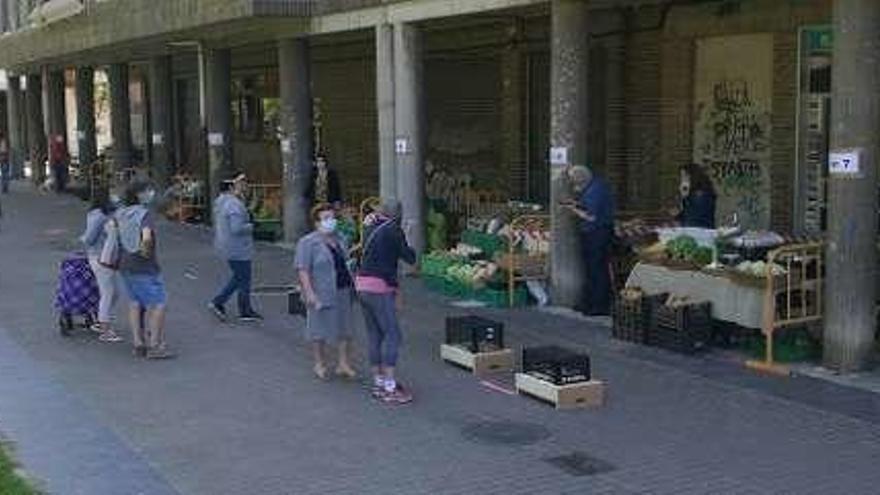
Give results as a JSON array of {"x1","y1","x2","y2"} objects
[
  {"x1": 239, "y1": 312, "x2": 264, "y2": 322},
  {"x1": 208, "y1": 302, "x2": 228, "y2": 322}
]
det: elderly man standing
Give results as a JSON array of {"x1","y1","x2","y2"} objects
[
  {"x1": 209, "y1": 171, "x2": 262, "y2": 323},
  {"x1": 561, "y1": 165, "x2": 615, "y2": 316}
]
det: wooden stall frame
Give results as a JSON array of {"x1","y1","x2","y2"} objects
[
  {"x1": 746, "y1": 242, "x2": 824, "y2": 375},
  {"x1": 502, "y1": 214, "x2": 550, "y2": 307}
]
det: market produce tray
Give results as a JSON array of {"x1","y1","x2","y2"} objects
[
  {"x1": 648, "y1": 300, "x2": 712, "y2": 354},
  {"x1": 522, "y1": 346, "x2": 591, "y2": 385},
  {"x1": 441, "y1": 345, "x2": 514, "y2": 375},
  {"x1": 612, "y1": 292, "x2": 668, "y2": 344},
  {"x1": 515, "y1": 373, "x2": 605, "y2": 409},
  {"x1": 495, "y1": 253, "x2": 548, "y2": 277},
  {"x1": 445, "y1": 316, "x2": 505, "y2": 353}
]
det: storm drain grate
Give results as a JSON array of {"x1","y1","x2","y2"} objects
[
  {"x1": 461, "y1": 420, "x2": 551, "y2": 447},
  {"x1": 544, "y1": 451, "x2": 615, "y2": 477}
]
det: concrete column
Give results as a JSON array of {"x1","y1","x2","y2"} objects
[
  {"x1": 25, "y1": 73, "x2": 47, "y2": 184},
  {"x1": 46, "y1": 69, "x2": 66, "y2": 153},
  {"x1": 376, "y1": 23, "x2": 396, "y2": 200},
  {"x1": 278, "y1": 38, "x2": 314, "y2": 243},
  {"x1": 149, "y1": 55, "x2": 174, "y2": 189},
  {"x1": 549, "y1": 0, "x2": 589, "y2": 308},
  {"x1": 6, "y1": 74, "x2": 24, "y2": 178},
  {"x1": 75, "y1": 67, "x2": 97, "y2": 168},
  {"x1": 823, "y1": 0, "x2": 880, "y2": 372},
  {"x1": 393, "y1": 23, "x2": 426, "y2": 253},
  {"x1": 205, "y1": 48, "x2": 233, "y2": 206},
  {"x1": 108, "y1": 63, "x2": 133, "y2": 171}
]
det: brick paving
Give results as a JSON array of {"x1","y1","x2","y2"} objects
[{"x1": 0, "y1": 183, "x2": 879, "y2": 494}]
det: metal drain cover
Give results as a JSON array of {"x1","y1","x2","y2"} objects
[
  {"x1": 544, "y1": 451, "x2": 615, "y2": 476},
  {"x1": 461, "y1": 420, "x2": 551, "y2": 446}
]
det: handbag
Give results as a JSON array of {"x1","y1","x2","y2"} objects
[
  {"x1": 98, "y1": 219, "x2": 121, "y2": 270},
  {"x1": 288, "y1": 287, "x2": 307, "y2": 317}
]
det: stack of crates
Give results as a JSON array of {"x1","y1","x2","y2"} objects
[
  {"x1": 522, "y1": 346, "x2": 591, "y2": 385},
  {"x1": 648, "y1": 299, "x2": 713, "y2": 354}
]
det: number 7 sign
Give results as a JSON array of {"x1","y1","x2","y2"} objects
[{"x1": 829, "y1": 149, "x2": 862, "y2": 178}]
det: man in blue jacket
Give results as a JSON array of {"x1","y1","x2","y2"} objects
[
  {"x1": 209, "y1": 172, "x2": 262, "y2": 322},
  {"x1": 561, "y1": 165, "x2": 615, "y2": 316}
]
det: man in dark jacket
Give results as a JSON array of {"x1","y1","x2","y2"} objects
[{"x1": 561, "y1": 165, "x2": 616, "y2": 316}]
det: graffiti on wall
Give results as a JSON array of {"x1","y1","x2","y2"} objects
[
  {"x1": 693, "y1": 34, "x2": 774, "y2": 229},
  {"x1": 700, "y1": 79, "x2": 771, "y2": 225}
]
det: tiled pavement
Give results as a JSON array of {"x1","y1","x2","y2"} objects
[{"x1": 1, "y1": 183, "x2": 879, "y2": 494}]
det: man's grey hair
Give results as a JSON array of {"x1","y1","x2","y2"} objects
[{"x1": 568, "y1": 165, "x2": 593, "y2": 186}]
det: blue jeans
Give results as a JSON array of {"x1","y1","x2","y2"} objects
[
  {"x1": 212, "y1": 260, "x2": 254, "y2": 315},
  {"x1": 359, "y1": 292, "x2": 402, "y2": 368}
]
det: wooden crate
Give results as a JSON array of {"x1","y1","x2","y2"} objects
[
  {"x1": 515, "y1": 373, "x2": 605, "y2": 409},
  {"x1": 440, "y1": 344, "x2": 514, "y2": 375}
]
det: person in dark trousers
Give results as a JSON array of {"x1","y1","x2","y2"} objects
[
  {"x1": 675, "y1": 163, "x2": 717, "y2": 228},
  {"x1": 49, "y1": 134, "x2": 69, "y2": 193},
  {"x1": 304, "y1": 152, "x2": 342, "y2": 209},
  {"x1": 209, "y1": 171, "x2": 262, "y2": 323},
  {"x1": 561, "y1": 165, "x2": 616, "y2": 316},
  {"x1": 0, "y1": 133, "x2": 10, "y2": 194}
]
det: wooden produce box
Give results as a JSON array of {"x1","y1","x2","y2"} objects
[
  {"x1": 440, "y1": 344, "x2": 514, "y2": 375},
  {"x1": 515, "y1": 373, "x2": 606, "y2": 410}
]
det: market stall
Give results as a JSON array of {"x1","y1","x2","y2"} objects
[
  {"x1": 248, "y1": 183, "x2": 283, "y2": 241},
  {"x1": 165, "y1": 174, "x2": 207, "y2": 223},
  {"x1": 618, "y1": 225, "x2": 824, "y2": 369},
  {"x1": 420, "y1": 205, "x2": 549, "y2": 308}
]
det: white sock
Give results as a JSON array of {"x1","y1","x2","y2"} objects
[
  {"x1": 384, "y1": 378, "x2": 397, "y2": 393},
  {"x1": 374, "y1": 375, "x2": 384, "y2": 388}
]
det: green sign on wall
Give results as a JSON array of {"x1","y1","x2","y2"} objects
[{"x1": 805, "y1": 26, "x2": 832, "y2": 54}]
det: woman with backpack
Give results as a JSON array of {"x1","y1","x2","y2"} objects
[
  {"x1": 80, "y1": 190, "x2": 124, "y2": 343},
  {"x1": 355, "y1": 199, "x2": 417, "y2": 404}
]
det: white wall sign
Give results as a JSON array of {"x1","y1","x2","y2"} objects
[
  {"x1": 829, "y1": 149, "x2": 862, "y2": 177},
  {"x1": 549, "y1": 146, "x2": 569, "y2": 167},
  {"x1": 151, "y1": 133, "x2": 164, "y2": 146},
  {"x1": 281, "y1": 139, "x2": 292, "y2": 154},
  {"x1": 208, "y1": 132, "x2": 224, "y2": 147},
  {"x1": 395, "y1": 137, "x2": 410, "y2": 155}
]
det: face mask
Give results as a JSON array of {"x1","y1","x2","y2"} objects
[{"x1": 318, "y1": 217, "x2": 337, "y2": 233}]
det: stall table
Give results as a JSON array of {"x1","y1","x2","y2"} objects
[{"x1": 626, "y1": 263, "x2": 764, "y2": 329}]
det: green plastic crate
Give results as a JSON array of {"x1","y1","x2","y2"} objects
[
  {"x1": 461, "y1": 230, "x2": 507, "y2": 257},
  {"x1": 476, "y1": 285, "x2": 528, "y2": 308},
  {"x1": 743, "y1": 332, "x2": 820, "y2": 363}
]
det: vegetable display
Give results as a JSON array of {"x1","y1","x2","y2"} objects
[{"x1": 665, "y1": 235, "x2": 714, "y2": 266}]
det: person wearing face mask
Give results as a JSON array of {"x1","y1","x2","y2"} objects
[
  {"x1": 561, "y1": 165, "x2": 616, "y2": 316},
  {"x1": 304, "y1": 152, "x2": 342, "y2": 209},
  {"x1": 294, "y1": 203, "x2": 356, "y2": 380},
  {"x1": 80, "y1": 190, "x2": 124, "y2": 343},
  {"x1": 209, "y1": 171, "x2": 262, "y2": 323},
  {"x1": 674, "y1": 163, "x2": 717, "y2": 229},
  {"x1": 116, "y1": 180, "x2": 174, "y2": 359},
  {"x1": 355, "y1": 199, "x2": 417, "y2": 404}
]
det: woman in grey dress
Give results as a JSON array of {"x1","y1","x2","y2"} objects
[{"x1": 295, "y1": 204, "x2": 357, "y2": 380}]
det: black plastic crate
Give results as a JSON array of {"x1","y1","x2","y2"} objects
[
  {"x1": 612, "y1": 292, "x2": 667, "y2": 344},
  {"x1": 522, "y1": 346, "x2": 591, "y2": 385},
  {"x1": 648, "y1": 299, "x2": 712, "y2": 354},
  {"x1": 445, "y1": 316, "x2": 505, "y2": 353}
]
